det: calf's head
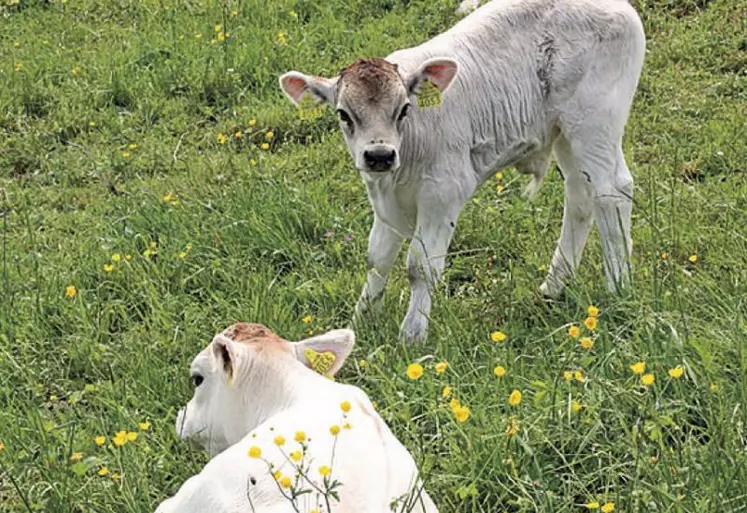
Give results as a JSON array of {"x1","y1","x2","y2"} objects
[
  {"x1": 176, "y1": 322, "x2": 354, "y2": 457},
  {"x1": 280, "y1": 57, "x2": 458, "y2": 174}
]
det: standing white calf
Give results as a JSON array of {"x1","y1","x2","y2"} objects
[
  {"x1": 156, "y1": 323, "x2": 437, "y2": 513},
  {"x1": 280, "y1": 0, "x2": 646, "y2": 342}
]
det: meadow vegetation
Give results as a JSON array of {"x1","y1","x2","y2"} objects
[{"x1": 0, "y1": 0, "x2": 746, "y2": 511}]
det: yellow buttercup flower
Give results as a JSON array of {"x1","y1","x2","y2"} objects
[
  {"x1": 265, "y1": 131, "x2": 274, "y2": 140},
  {"x1": 279, "y1": 475, "x2": 292, "y2": 488},
  {"x1": 688, "y1": 254, "x2": 698, "y2": 263},
  {"x1": 563, "y1": 371, "x2": 573, "y2": 382},
  {"x1": 601, "y1": 502, "x2": 615, "y2": 513},
  {"x1": 630, "y1": 361, "x2": 646, "y2": 375},
  {"x1": 290, "y1": 450, "x2": 302, "y2": 462},
  {"x1": 248, "y1": 119, "x2": 256, "y2": 126},
  {"x1": 138, "y1": 422, "x2": 151, "y2": 430},
  {"x1": 571, "y1": 400, "x2": 583, "y2": 414},
  {"x1": 574, "y1": 370, "x2": 585, "y2": 383},
  {"x1": 276, "y1": 32, "x2": 287, "y2": 44},
  {"x1": 111, "y1": 253, "x2": 121, "y2": 262},
  {"x1": 234, "y1": 131, "x2": 242, "y2": 139},
  {"x1": 579, "y1": 337, "x2": 594, "y2": 350},
  {"x1": 248, "y1": 446, "x2": 262, "y2": 458},
  {"x1": 65, "y1": 285, "x2": 77, "y2": 298},
  {"x1": 217, "y1": 133, "x2": 228, "y2": 145},
  {"x1": 95, "y1": 436, "x2": 106, "y2": 446},
  {"x1": 453, "y1": 405, "x2": 470, "y2": 423},
  {"x1": 340, "y1": 400, "x2": 351, "y2": 413},
  {"x1": 70, "y1": 452, "x2": 83, "y2": 462},
  {"x1": 568, "y1": 325, "x2": 581, "y2": 338},
  {"x1": 113, "y1": 431, "x2": 128, "y2": 447},
  {"x1": 274, "y1": 435, "x2": 286, "y2": 446},
  {"x1": 585, "y1": 502, "x2": 600, "y2": 510},
  {"x1": 98, "y1": 467, "x2": 110, "y2": 477},
  {"x1": 435, "y1": 361, "x2": 448, "y2": 374},
  {"x1": 584, "y1": 316, "x2": 597, "y2": 331},
  {"x1": 126, "y1": 431, "x2": 138, "y2": 442},
  {"x1": 490, "y1": 331, "x2": 507, "y2": 342},
  {"x1": 294, "y1": 431, "x2": 306, "y2": 443},
  {"x1": 329, "y1": 425, "x2": 340, "y2": 436},
  {"x1": 441, "y1": 386, "x2": 452, "y2": 398},
  {"x1": 214, "y1": 23, "x2": 222, "y2": 32},
  {"x1": 318, "y1": 465, "x2": 331, "y2": 477},
  {"x1": 587, "y1": 305, "x2": 599, "y2": 317},
  {"x1": 668, "y1": 366, "x2": 684, "y2": 379},
  {"x1": 494, "y1": 365, "x2": 506, "y2": 377},
  {"x1": 406, "y1": 363, "x2": 424, "y2": 380},
  {"x1": 103, "y1": 264, "x2": 114, "y2": 273},
  {"x1": 260, "y1": 142, "x2": 270, "y2": 150},
  {"x1": 641, "y1": 373, "x2": 655, "y2": 386},
  {"x1": 273, "y1": 470, "x2": 282, "y2": 480},
  {"x1": 449, "y1": 398, "x2": 460, "y2": 410},
  {"x1": 508, "y1": 389, "x2": 522, "y2": 406},
  {"x1": 302, "y1": 315, "x2": 312, "y2": 324}
]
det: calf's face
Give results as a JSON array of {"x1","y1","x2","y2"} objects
[
  {"x1": 280, "y1": 57, "x2": 458, "y2": 174},
  {"x1": 176, "y1": 323, "x2": 354, "y2": 457}
]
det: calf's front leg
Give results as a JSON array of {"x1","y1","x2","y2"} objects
[
  {"x1": 354, "y1": 217, "x2": 404, "y2": 320},
  {"x1": 401, "y1": 211, "x2": 458, "y2": 343}
]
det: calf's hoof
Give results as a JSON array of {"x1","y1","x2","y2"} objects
[
  {"x1": 539, "y1": 278, "x2": 564, "y2": 300},
  {"x1": 399, "y1": 314, "x2": 429, "y2": 344}
]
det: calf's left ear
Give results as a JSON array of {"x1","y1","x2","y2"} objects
[
  {"x1": 407, "y1": 57, "x2": 459, "y2": 95},
  {"x1": 293, "y1": 329, "x2": 355, "y2": 377}
]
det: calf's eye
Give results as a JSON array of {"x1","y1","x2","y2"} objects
[
  {"x1": 397, "y1": 103, "x2": 410, "y2": 122},
  {"x1": 337, "y1": 109, "x2": 354, "y2": 131},
  {"x1": 191, "y1": 374, "x2": 204, "y2": 387}
]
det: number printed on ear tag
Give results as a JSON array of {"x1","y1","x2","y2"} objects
[
  {"x1": 298, "y1": 92, "x2": 325, "y2": 120},
  {"x1": 417, "y1": 80, "x2": 443, "y2": 108},
  {"x1": 305, "y1": 348, "x2": 336, "y2": 376}
]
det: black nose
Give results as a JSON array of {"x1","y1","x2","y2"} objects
[{"x1": 363, "y1": 148, "x2": 396, "y2": 170}]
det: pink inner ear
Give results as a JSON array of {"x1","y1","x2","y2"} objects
[
  {"x1": 424, "y1": 63, "x2": 457, "y2": 91},
  {"x1": 282, "y1": 76, "x2": 309, "y2": 103}
]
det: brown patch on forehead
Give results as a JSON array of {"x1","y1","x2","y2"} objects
[
  {"x1": 222, "y1": 323, "x2": 283, "y2": 345},
  {"x1": 339, "y1": 58, "x2": 402, "y2": 103}
]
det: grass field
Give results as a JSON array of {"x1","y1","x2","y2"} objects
[{"x1": 1, "y1": 0, "x2": 746, "y2": 511}]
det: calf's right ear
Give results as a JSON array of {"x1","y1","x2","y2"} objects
[
  {"x1": 292, "y1": 329, "x2": 355, "y2": 377},
  {"x1": 279, "y1": 72, "x2": 338, "y2": 106}
]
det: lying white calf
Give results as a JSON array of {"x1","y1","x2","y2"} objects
[
  {"x1": 156, "y1": 323, "x2": 437, "y2": 513},
  {"x1": 280, "y1": 0, "x2": 646, "y2": 342}
]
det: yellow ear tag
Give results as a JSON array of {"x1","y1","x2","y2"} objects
[
  {"x1": 305, "y1": 348, "x2": 336, "y2": 378},
  {"x1": 417, "y1": 80, "x2": 443, "y2": 109},
  {"x1": 298, "y1": 92, "x2": 325, "y2": 120}
]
